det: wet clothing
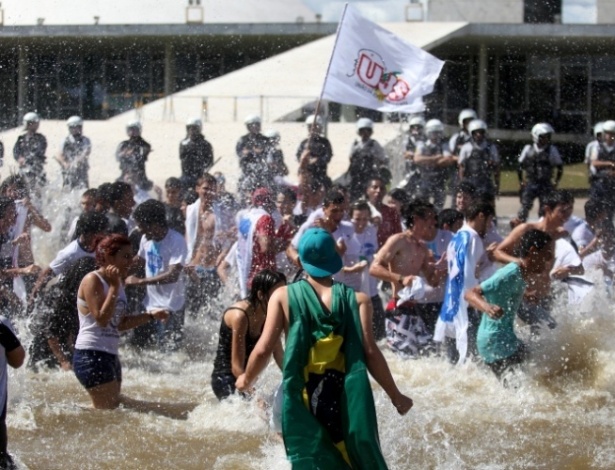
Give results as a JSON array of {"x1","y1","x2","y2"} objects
[
  {"x1": 73, "y1": 349, "x2": 122, "y2": 389},
  {"x1": 59, "y1": 134, "x2": 91, "y2": 189},
  {"x1": 0, "y1": 316, "x2": 20, "y2": 463},
  {"x1": 13, "y1": 132, "x2": 47, "y2": 190},
  {"x1": 296, "y1": 135, "x2": 333, "y2": 185},
  {"x1": 283, "y1": 280, "x2": 387, "y2": 469},
  {"x1": 116, "y1": 136, "x2": 152, "y2": 189},
  {"x1": 476, "y1": 262, "x2": 526, "y2": 364},
  {"x1": 179, "y1": 134, "x2": 214, "y2": 189},
  {"x1": 211, "y1": 307, "x2": 260, "y2": 400}
]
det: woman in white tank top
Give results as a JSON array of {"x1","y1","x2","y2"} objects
[{"x1": 73, "y1": 234, "x2": 169, "y2": 410}]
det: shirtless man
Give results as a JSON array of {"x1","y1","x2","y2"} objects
[
  {"x1": 493, "y1": 190, "x2": 576, "y2": 333},
  {"x1": 185, "y1": 174, "x2": 221, "y2": 316},
  {"x1": 369, "y1": 200, "x2": 446, "y2": 355}
]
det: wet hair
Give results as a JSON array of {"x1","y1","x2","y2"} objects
[
  {"x1": 518, "y1": 229, "x2": 552, "y2": 258},
  {"x1": 0, "y1": 196, "x2": 15, "y2": 219},
  {"x1": 109, "y1": 182, "x2": 133, "y2": 205},
  {"x1": 323, "y1": 189, "x2": 345, "y2": 207},
  {"x1": 585, "y1": 199, "x2": 608, "y2": 222},
  {"x1": 247, "y1": 269, "x2": 286, "y2": 306},
  {"x1": 388, "y1": 188, "x2": 411, "y2": 204},
  {"x1": 75, "y1": 211, "x2": 108, "y2": 238},
  {"x1": 133, "y1": 199, "x2": 168, "y2": 228},
  {"x1": 196, "y1": 173, "x2": 218, "y2": 188},
  {"x1": 81, "y1": 188, "x2": 98, "y2": 200},
  {"x1": 165, "y1": 177, "x2": 182, "y2": 189},
  {"x1": 456, "y1": 180, "x2": 477, "y2": 197},
  {"x1": 0, "y1": 174, "x2": 29, "y2": 199},
  {"x1": 438, "y1": 208, "x2": 464, "y2": 229},
  {"x1": 277, "y1": 186, "x2": 297, "y2": 204},
  {"x1": 466, "y1": 201, "x2": 496, "y2": 221},
  {"x1": 95, "y1": 234, "x2": 132, "y2": 266},
  {"x1": 542, "y1": 189, "x2": 573, "y2": 212},
  {"x1": 96, "y1": 183, "x2": 114, "y2": 208},
  {"x1": 401, "y1": 199, "x2": 435, "y2": 228}
]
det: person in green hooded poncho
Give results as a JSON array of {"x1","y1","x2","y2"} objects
[{"x1": 236, "y1": 227, "x2": 413, "y2": 469}]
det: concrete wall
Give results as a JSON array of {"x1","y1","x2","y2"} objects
[
  {"x1": 427, "y1": 0, "x2": 523, "y2": 23},
  {"x1": 597, "y1": 0, "x2": 615, "y2": 23}
]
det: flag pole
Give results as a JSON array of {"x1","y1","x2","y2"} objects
[{"x1": 305, "y1": 3, "x2": 350, "y2": 157}]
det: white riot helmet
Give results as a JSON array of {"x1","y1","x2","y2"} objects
[
  {"x1": 356, "y1": 117, "x2": 374, "y2": 130},
  {"x1": 408, "y1": 116, "x2": 425, "y2": 128},
  {"x1": 186, "y1": 117, "x2": 202, "y2": 130},
  {"x1": 126, "y1": 120, "x2": 142, "y2": 132},
  {"x1": 23, "y1": 112, "x2": 40, "y2": 125},
  {"x1": 305, "y1": 114, "x2": 323, "y2": 127},
  {"x1": 67, "y1": 116, "x2": 83, "y2": 128},
  {"x1": 468, "y1": 119, "x2": 487, "y2": 135},
  {"x1": 458, "y1": 109, "x2": 477, "y2": 127},
  {"x1": 425, "y1": 119, "x2": 444, "y2": 135},
  {"x1": 531, "y1": 122, "x2": 554, "y2": 143},
  {"x1": 594, "y1": 121, "x2": 606, "y2": 137},
  {"x1": 601, "y1": 120, "x2": 615, "y2": 134},
  {"x1": 244, "y1": 114, "x2": 261, "y2": 126},
  {"x1": 263, "y1": 129, "x2": 280, "y2": 140}
]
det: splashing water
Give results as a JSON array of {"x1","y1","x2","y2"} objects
[{"x1": 8, "y1": 186, "x2": 615, "y2": 468}]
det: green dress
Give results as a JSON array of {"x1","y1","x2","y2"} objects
[{"x1": 282, "y1": 280, "x2": 388, "y2": 469}]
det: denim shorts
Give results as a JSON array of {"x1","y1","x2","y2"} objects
[{"x1": 73, "y1": 349, "x2": 122, "y2": 389}]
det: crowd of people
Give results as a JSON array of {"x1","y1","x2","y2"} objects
[{"x1": 0, "y1": 107, "x2": 612, "y2": 468}]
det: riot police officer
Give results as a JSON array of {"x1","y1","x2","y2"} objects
[
  {"x1": 13, "y1": 112, "x2": 47, "y2": 195},
  {"x1": 235, "y1": 115, "x2": 270, "y2": 188},
  {"x1": 179, "y1": 117, "x2": 214, "y2": 190},
  {"x1": 414, "y1": 119, "x2": 457, "y2": 211},
  {"x1": 56, "y1": 116, "x2": 92, "y2": 190},
  {"x1": 347, "y1": 118, "x2": 388, "y2": 202},
  {"x1": 515, "y1": 123, "x2": 563, "y2": 223},
  {"x1": 400, "y1": 115, "x2": 425, "y2": 197},
  {"x1": 589, "y1": 119, "x2": 615, "y2": 216},
  {"x1": 457, "y1": 119, "x2": 500, "y2": 199},
  {"x1": 116, "y1": 120, "x2": 153, "y2": 189},
  {"x1": 296, "y1": 114, "x2": 332, "y2": 187}
]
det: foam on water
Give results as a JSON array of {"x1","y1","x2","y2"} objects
[{"x1": 5, "y1": 186, "x2": 615, "y2": 468}]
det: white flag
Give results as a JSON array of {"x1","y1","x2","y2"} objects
[{"x1": 322, "y1": 5, "x2": 444, "y2": 113}]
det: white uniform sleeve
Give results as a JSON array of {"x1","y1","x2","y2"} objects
[{"x1": 518, "y1": 145, "x2": 531, "y2": 164}]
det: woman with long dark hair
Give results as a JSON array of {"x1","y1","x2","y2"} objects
[{"x1": 211, "y1": 269, "x2": 286, "y2": 400}]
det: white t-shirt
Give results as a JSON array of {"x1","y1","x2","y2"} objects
[
  {"x1": 551, "y1": 238, "x2": 582, "y2": 278},
  {"x1": 353, "y1": 224, "x2": 379, "y2": 297},
  {"x1": 49, "y1": 239, "x2": 95, "y2": 276},
  {"x1": 477, "y1": 221, "x2": 504, "y2": 282},
  {"x1": 563, "y1": 215, "x2": 584, "y2": 235},
  {"x1": 571, "y1": 221, "x2": 594, "y2": 250},
  {"x1": 137, "y1": 229, "x2": 187, "y2": 312}
]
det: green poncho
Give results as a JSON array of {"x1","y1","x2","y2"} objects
[{"x1": 282, "y1": 280, "x2": 388, "y2": 469}]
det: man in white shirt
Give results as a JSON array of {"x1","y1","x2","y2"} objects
[{"x1": 126, "y1": 200, "x2": 187, "y2": 352}]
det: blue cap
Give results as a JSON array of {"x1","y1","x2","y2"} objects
[{"x1": 298, "y1": 228, "x2": 342, "y2": 278}]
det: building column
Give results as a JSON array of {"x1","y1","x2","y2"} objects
[
  {"x1": 478, "y1": 43, "x2": 488, "y2": 120},
  {"x1": 17, "y1": 46, "x2": 28, "y2": 119},
  {"x1": 164, "y1": 42, "x2": 176, "y2": 96}
]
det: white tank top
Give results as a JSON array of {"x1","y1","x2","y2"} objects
[{"x1": 75, "y1": 271, "x2": 128, "y2": 355}]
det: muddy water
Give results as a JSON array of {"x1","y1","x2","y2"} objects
[{"x1": 7, "y1": 190, "x2": 615, "y2": 469}]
